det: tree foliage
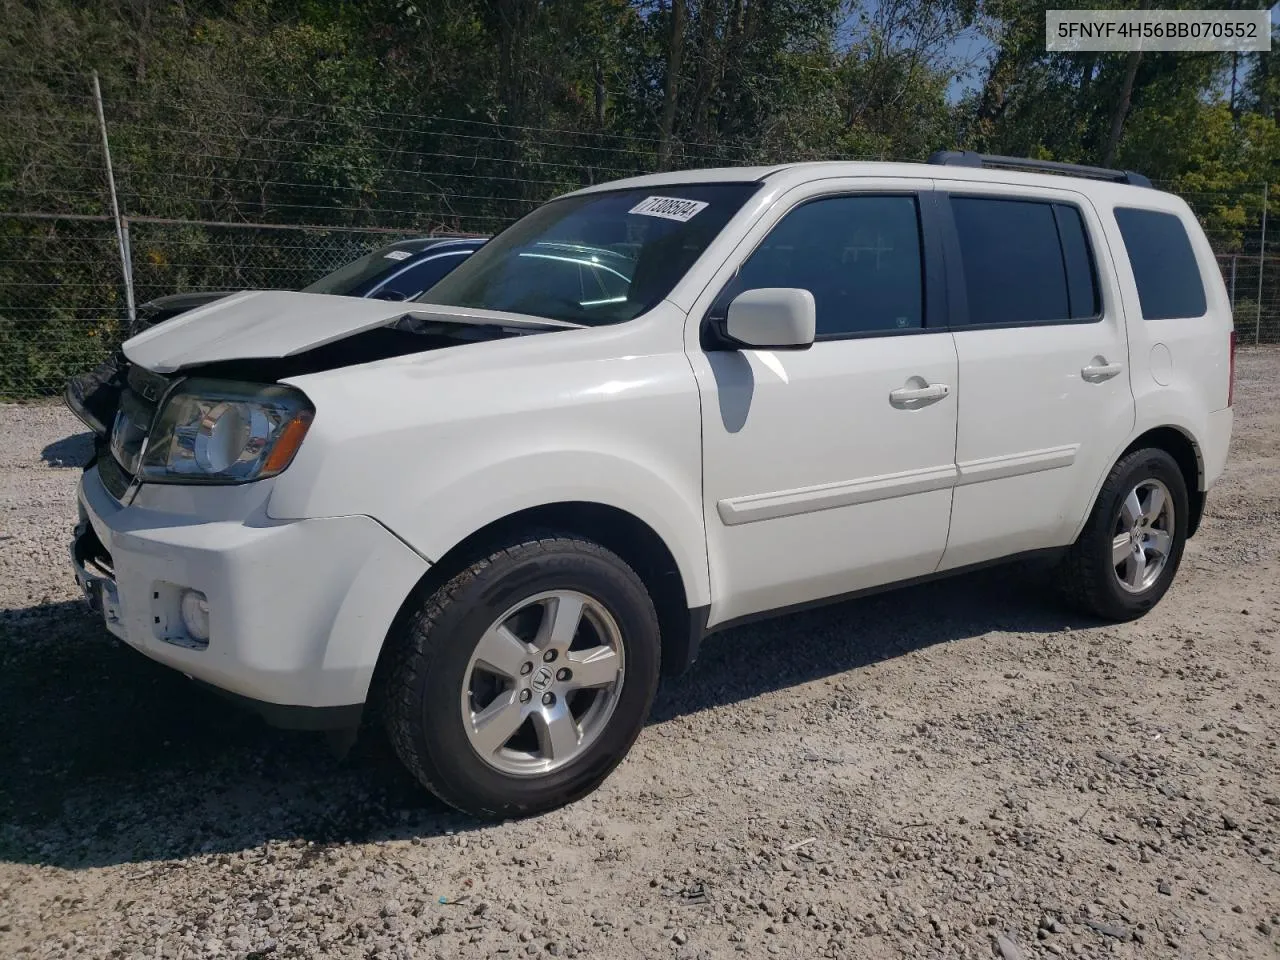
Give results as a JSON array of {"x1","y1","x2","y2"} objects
[
  {"x1": 3, "y1": 0, "x2": 1271, "y2": 220},
  {"x1": 0, "y1": 0, "x2": 1277, "y2": 397}
]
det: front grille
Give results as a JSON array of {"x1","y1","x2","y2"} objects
[{"x1": 97, "y1": 440, "x2": 132, "y2": 500}]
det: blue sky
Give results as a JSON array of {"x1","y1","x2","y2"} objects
[{"x1": 945, "y1": 23, "x2": 993, "y2": 102}]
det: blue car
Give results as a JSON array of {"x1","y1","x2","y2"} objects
[{"x1": 298, "y1": 235, "x2": 488, "y2": 304}]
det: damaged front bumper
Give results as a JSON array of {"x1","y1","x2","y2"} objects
[
  {"x1": 70, "y1": 516, "x2": 123, "y2": 638},
  {"x1": 70, "y1": 465, "x2": 431, "y2": 729}
]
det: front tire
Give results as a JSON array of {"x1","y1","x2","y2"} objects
[
  {"x1": 1059, "y1": 447, "x2": 1189, "y2": 621},
  {"x1": 382, "y1": 535, "x2": 660, "y2": 818}
]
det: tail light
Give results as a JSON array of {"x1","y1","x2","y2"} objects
[{"x1": 1228, "y1": 330, "x2": 1237, "y2": 407}]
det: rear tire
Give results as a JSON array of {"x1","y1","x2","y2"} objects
[
  {"x1": 1059, "y1": 447, "x2": 1189, "y2": 621},
  {"x1": 381, "y1": 535, "x2": 660, "y2": 818}
]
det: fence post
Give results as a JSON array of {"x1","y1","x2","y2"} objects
[
  {"x1": 91, "y1": 71, "x2": 136, "y2": 327},
  {"x1": 1256, "y1": 182, "x2": 1268, "y2": 345},
  {"x1": 1229, "y1": 255, "x2": 1237, "y2": 312}
]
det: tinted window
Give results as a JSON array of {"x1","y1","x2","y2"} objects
[
  {"x1": 723, "y1": 194, "x2": 924, "y2": 337},
  {"x1": 302, "y1": 242, "x2": 425, "y2": 296},
  {"x1": 1114, "y1": 207, "x2": 1207, "y2": 320},
  {"x1": 950, "y1": 197, "x2": 1099, "y2": 325},
  {"x1": 421, "y1": 183, "x2": 759, "y2": 326},
  {"x1": 1054, "y1": 204, "x2": 1100, "y2": 318},
  {"x1": 374, "y1": 251, "x2": 473, "y2": 300}
]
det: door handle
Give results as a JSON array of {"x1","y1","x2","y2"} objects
[
  {"x1": 1081, "y1": 361, "x2": 1123, "y2": 383},
  {"x1": 889, "y1": 382, "x2": 950, "y2": 408}
]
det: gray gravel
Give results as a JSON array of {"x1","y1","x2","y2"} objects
[{"x1": 2, "y1": 349, "x2": 1279, "y2": 959}]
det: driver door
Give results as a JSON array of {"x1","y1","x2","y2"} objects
[{"x1": 685, "y1": 180, "x2": 960, "y2": 626}]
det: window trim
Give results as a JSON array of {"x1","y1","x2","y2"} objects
[
  {"x1": 1049, "y1": 202, "x2": 1101, "y2": 320},
  {"x1": 937, "y1": 191, "x2": 1105, "y2": 332},
  {"x1": 701, "y1": 189, "x2": 947, "y2": 346},
  {"x1": 365, "y1": 249, "x2": 475, "y2": 299}
]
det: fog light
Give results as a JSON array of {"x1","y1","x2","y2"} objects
[{"x1": 180, "y1": 589, "x2": 210, "y2": 642}]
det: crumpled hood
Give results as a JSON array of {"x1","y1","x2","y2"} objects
[{"x1": 121, "y1": 290, "x2": 577, "y2": 374}]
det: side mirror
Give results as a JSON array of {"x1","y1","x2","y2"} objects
[
  {"x1": 720, "y1": 287, "x2": 816, "y2": 350},
  {"x1": 371, "y1": 288, "x2": 409, "y2": 302}
]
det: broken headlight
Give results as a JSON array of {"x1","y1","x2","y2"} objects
[{"x1": 138, "y1": 379, "x2": 314, "y2": 484}]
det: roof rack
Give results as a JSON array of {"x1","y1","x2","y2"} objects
[{"x1": 927, "y1": 150, "x2": 1153, "y2": 189}]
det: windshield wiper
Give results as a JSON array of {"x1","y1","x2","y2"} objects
[{"x1": 393, "y1": 312, "x2": 581, "y2": 337}]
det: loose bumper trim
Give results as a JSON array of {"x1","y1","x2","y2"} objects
[
  {"x1": 193, "y1": 681, "x2": 364, "y2": 731},
  {"x1": 70, "y1": 519, "x2": 124, "y2": 638}
]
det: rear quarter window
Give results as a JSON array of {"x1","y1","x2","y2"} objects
[{"x1": 1114, "y1": 207, "x2": 1208, "y2": 320}]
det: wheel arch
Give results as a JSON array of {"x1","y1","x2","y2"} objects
[
  {"x1": 1120, "y1": 425, "x2": 1205, "y2": 537},
  {"x1": 370, "y1": 501, "x2": 706, "y2": 714}
]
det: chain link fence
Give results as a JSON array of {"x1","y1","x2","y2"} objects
[
  {"x1": 126, "y1": 220, "x2": 439, "y2": 305},
  {"x1": 0, "y1": 215, "x2": 465, "y2": 399},
  {"x1": 1, "y1": 215, "x2": 122, "y2": 400},
  {"x1": 1173, "y1": 184, "x2": 1277, "y2": 347},
  {"x1": 1213, "y1": 251, "x2": 1279, "y2": 344},
  {"x1": 1, "y1": 73, "x2": 1276, "y2": 400}
]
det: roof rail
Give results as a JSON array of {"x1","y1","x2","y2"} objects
[{"x1": 927, "y1": 150, "x2": 1153, "y2": 189}]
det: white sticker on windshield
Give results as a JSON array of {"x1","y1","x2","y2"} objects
[
  {"x1": 384, "y1": 250, "x2": 413, "y2": 261},
  {"x1": 628, "y1": 195, "x2": 709, "y2": 222}
]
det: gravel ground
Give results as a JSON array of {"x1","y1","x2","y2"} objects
[{"x1": 1, "y1": 350, "x2": 1278, "y2": 960}]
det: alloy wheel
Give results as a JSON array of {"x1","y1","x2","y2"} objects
[
  {"x1": 460, "y1": 590, "x2": 626, "y2": 776},
  {"x1": 1111, "y1": 478, "x2": 1175, "y2": 594}
]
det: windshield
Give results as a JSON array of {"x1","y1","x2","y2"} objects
[
  {"x1": 302, "y1": 243, "x2": 425, "y2": 296},
  {"x1": 417, "y1": 183, "x2": 760, "y2": 326}
]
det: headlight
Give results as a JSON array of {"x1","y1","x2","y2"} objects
[{"x1": 138, "y1": 379, "x2": 314, "y2": 484}]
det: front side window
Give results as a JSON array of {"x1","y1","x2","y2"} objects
[
  {"x1": 1114, "y1": 207, "x2": 1207, "y2": 320},
  {"x1": 419, "y1": 183, "x2": 760, "y2": 326},
  {"x1": 718, "y1": 194, "x2": 925, "y2": 337},
  {"x1": 950, "y1": 197, "x2": 1099, "y2": 326}
]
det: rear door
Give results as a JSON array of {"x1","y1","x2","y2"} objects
[{"x1": 937, "y1": 184, "x2": 1136, "y2": 570}]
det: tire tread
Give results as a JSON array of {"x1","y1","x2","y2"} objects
[
  {"x1": 381, "y1": 533, "x2": 656, "y2": 817},
  {"x1": 1058, "y1": 447, "x2": 1187, "y2": 621}
]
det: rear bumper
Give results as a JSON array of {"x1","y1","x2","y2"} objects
[
  {"x1": 71, "y1": 467, "x2": 430, "y2": 718},
  {"x1": 1202, "y1": 406, "x2": 1234, "y2": 490}
]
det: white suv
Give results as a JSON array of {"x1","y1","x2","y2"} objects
[{"x1": 70, "y1": 153, "x2": 1235, "y2": 818}]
